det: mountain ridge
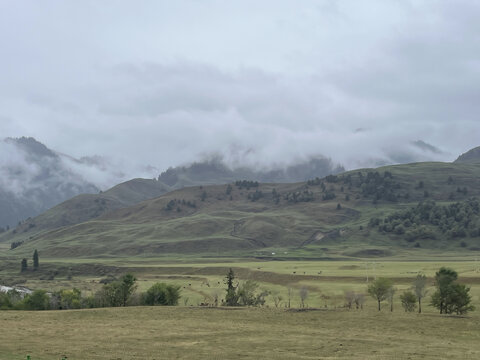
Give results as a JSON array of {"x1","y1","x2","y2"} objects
[{"x1": 5, "y1": 160, "x2": 480, "y2": 258}]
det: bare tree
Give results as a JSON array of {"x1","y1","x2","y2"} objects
[
  {"x1": 387, "y1": 287, "x2": 396, "y2": 312},
  {"x1": 412, "y1": 274, "x2": 428, "y2": 313},
  {"x1": 299, "y1": 287, "x2": 308, "y2": 308},
  {"x1": 287, "y1": 287, "x2": 293, "y2": 308},
  {"x1": 211, "y1": 290, "x2": 221, "y2": 307},
  {"x1": 344, "y1": 291, "x2": 356, "y2": 309},
  {"x1": 354, "y1": 293, "x2": 366, "y2": 310},
  {"x1": 272, "y1": 293, "x2": 283, "y2": 308},
  {"x1": 320, "y1": 294, "x2": 330, "y2": 308},
  {"x1": 345, "y1": 291, "x2": 366, "y2": 310}
]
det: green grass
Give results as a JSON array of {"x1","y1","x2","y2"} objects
[{"x1": 4, "y1": 259, "x2": 480, "y2": 309}]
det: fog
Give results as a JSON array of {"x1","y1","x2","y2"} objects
[{"x1": 1, "y1": 0, "x2": 479, "y2": 185}]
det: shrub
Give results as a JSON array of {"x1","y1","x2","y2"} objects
[
  {"x1": 143, "y1": 283, "x2": 181, "y2": 306},
  {"x1": 400, "y1": 291, "x2": 417, "y2": 312}
]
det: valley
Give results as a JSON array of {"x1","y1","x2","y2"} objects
[{"x1": 2, "y1": 157, "x2": 480, "y2": 359}]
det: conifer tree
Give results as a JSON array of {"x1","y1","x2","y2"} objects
[
  {"x1": 33, "y1": 249, "x2": 39, "y2": 270},
  {"x1": 21, "y1": 258, "x2": 27, "y2": 272}
]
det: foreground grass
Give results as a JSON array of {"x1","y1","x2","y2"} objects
[{"x1": 0, "y1": 307, "x2": 479, "y2": 359}]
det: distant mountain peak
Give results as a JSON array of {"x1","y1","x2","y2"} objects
[
  {"x1": 455, "y1": 146, "x2": 480, "y2": 163},
  {"x1": 5, "y1": 136, "x2": 57, "y2": 159}
]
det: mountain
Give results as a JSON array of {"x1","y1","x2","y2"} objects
[
  {"x1": 455, "y1": 146, "x2": 480, "y2": 164},
  {"x1": 0, "y1": 136, "x2": 343, "y2": 230},
  {"x1": 0, "y1": 156, "x2": 343, "y2": 250},
  {"x1": 1, "y1": 178, "x2": 170, "y2": 243},
  {"x1": 0, "y1": 137, "x2": 100, "y2": 228},
  {"x1": 158, "y1": 156, "x2": 344, "y2": 187},
  {"x1": 6, "y1": 161, "x2": 480, "y2": 258}
]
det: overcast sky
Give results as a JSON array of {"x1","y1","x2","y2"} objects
[{"x1": 1, "y1": 0, "x2": 479, "y2": 176}]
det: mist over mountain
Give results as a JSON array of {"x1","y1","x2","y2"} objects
[
  {"x1": 158, "y1": 156, "x2": 345, "y2": 187},
  {"x1": 0, "y1": 137, "x2": 344, "y2": 228},
  {"x1": 0, "y1": 135, "x2": 474, "y2": 229},
  {"x1": 0, "y1": 137, "x2": 102, "y2": 227}
]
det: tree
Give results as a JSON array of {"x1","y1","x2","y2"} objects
[
  {"x1": 400, "y1": 291, "x2": 417, "y2": 312},
  {"x1": 354, "y1": 293, "x2": 366, "y2": 310},
  {"x1": 97, "y1": 282, "x2": 123, "y2": 307},
  {"x1": 387, "y1": 287, "x2": 396, "y2": 312},
  {"x1": 21, "y1": 258, "x2": 27, "y2": 272},
  {"x1": 431, "y1": 267, "x2": 457, "y2": 314},
  {"x1": 344, "y1": 291, "x2": 356, "y2": 309},
  {"x1": 237, "y1": 280, "x2": 269, "y2": 306},
  {"x1": 23, "y1": 290, "x2": 50, "y2": 310},
  {"x1": 272, "y1": 293, "x2": 283, "y2": 308},
  {"x1": 299, "y1": 287, "x2": 308, "y2": 308},
  {"x1": 144, "y1": 283, "x2": 181, "y2": 306},
  {"x1": 33, "y1": 249, "x2": 39, "y2": 270},
  {"x1": 55, "y1": 288, "x2": 82, "y2": 310},
  {"x1": 120, "y1": 273, "x2": 137, "y2": 307},
  {"x1": 95, "y1": 273, "x2": 137, "y2": 307},
  {"x1": 367, "y1": 278, "x2": 393, "y2": 311},
  {"x1": 412, "y1": 274, "x2": 428, "y2": 313},
  {"x1": 224, "y1": 268, "x2": 238, "y2": 306},
  {"x1": 445, "y1": 284, "x2": 475, "y2": 315},
  {"x1": 431, "y1": 268, "x2": 475, "y2": 315},
  {"x1": 287, "y1": 287, "x2": 293, "y2": 308}
]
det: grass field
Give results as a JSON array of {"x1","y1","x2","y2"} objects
[
  {"x1": 1, "y1": 306, "x2": 479, "y2": 359},
  {"x1": 2, "y1": 255, "x2": 480, "y2": 359},
  {"x1": 3, "y1": 258, "x2": 480, "y2": 307}
]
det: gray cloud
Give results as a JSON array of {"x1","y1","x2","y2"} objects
[{"x1": 0, "y1": 0, "x2": 479, "y2": 184}]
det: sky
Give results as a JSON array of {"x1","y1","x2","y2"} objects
[{"x1": 1, "y1": 0, "x2": 479, "y2": 180}]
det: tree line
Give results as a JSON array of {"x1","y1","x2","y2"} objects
[
  {"x1": 0, "y1": 273, "x2": 180, "y2": 310},
  {"x1": 369, "y1": 198, "x2": 480, "y2": 243},
  {"x1": 1, "y1": 267, "x2": 474, "y2": 315},
  {"x1": 366, "y1": 267, "x2": 474, "y2": 314}
]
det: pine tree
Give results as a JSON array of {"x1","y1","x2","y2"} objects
[
  {"x1": 224, "y1": 268, "x2": 238, "y2": 306},
  {"x1": 33, "y1": 249, "x2": 39, "y2": 270},
  {"x1": 21, "y1": 258, "x2": 28, "y2": 272}
]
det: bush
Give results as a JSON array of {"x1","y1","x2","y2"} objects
[
  {"x1": 23, "y1": 290, "x2": 50, "y2": 310},
  {"x1": 143, "y1": 283, "x2": 181, "y2": 306},
  {"x1": 400, "y1": 291, "x2": 417, "y2": 312},
  {"x1": 237, "y1": 280, "x2": 269, "y2": 306}
]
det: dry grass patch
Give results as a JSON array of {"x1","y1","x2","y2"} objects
[{"x1": 1, "y1": 307, "x2": 480, "y2": 359}]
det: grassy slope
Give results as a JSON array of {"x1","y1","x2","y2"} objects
[
  {"x1": 4, "y1": 161, "x2": 480, "y2": 258},
  {"x1": 0, "y1": 178, "x2": 170, "y2": 244}
]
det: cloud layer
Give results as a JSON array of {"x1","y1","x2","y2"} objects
[{"x1": 0, "y1": 0, "x2": 479, "y2": 180}]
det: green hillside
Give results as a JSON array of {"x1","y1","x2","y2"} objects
[
  {"x1": 1, "y1": 178, "x2": 170, "y2": 246},
  {"x1": 4, "y1": 161, "x2": 480, "y2": 259},
  {"x1": 455, "y1": 146, "x2": 480, "y2": 163}
]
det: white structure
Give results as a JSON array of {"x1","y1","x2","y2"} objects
[{"x1": 0, "y1": 285, "x2": 32, "y2": 295}]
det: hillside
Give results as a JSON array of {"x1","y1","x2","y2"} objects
[
  {"x1": 0, "y1": 137, "x2": 99, "y2": 228},
  {"x1": 455, "y1": 146, "x2": 480, "y2": 163},
  {"x1": 5, "y1": 161, "x2": 480, "y2": 258},
  {"x1": 1, "y1": 178, "x2": 170, "y2": 246}
]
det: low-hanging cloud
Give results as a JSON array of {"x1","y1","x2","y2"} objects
[{"x1": 0, "y1": 0, "x2": 479, "y2": 180}]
